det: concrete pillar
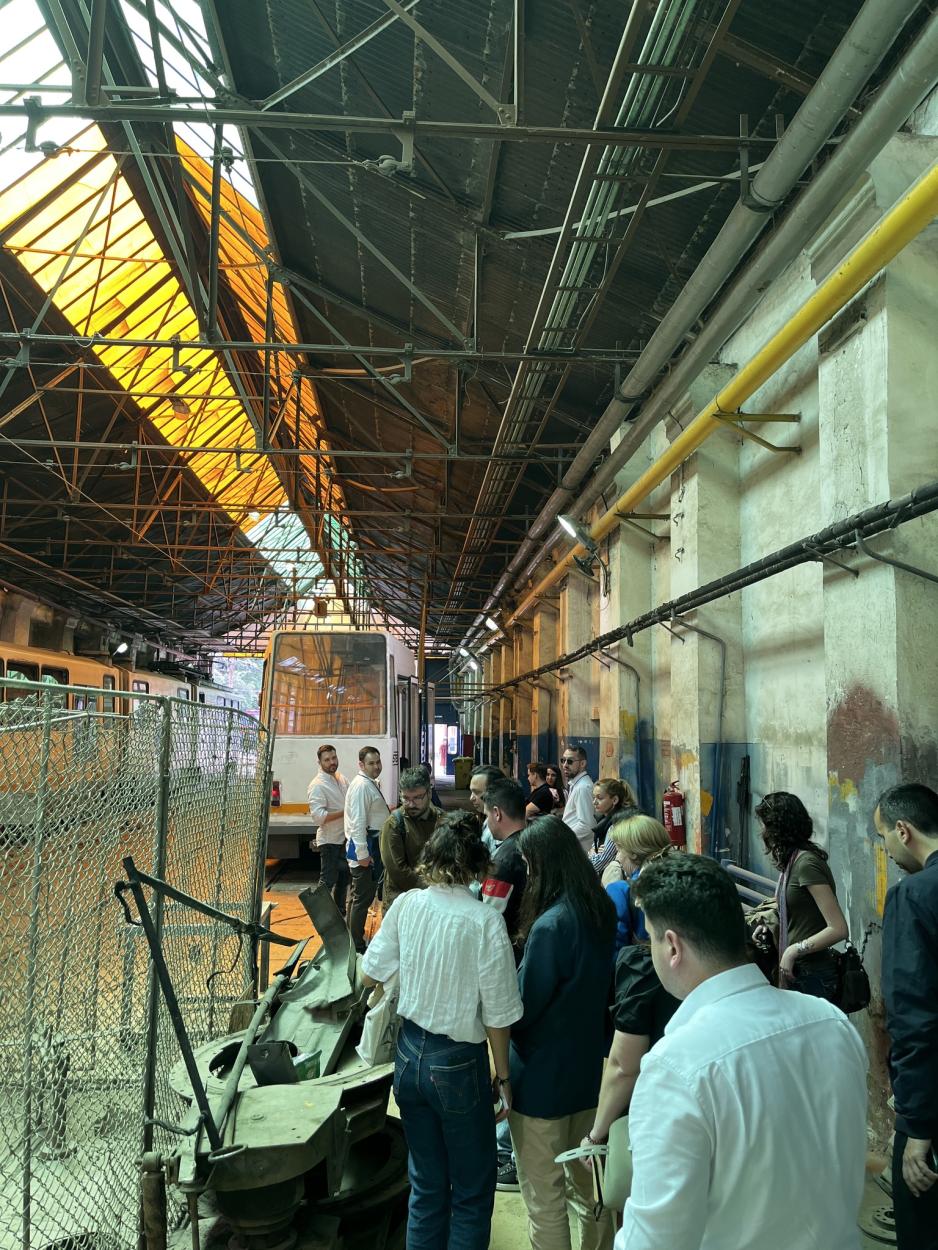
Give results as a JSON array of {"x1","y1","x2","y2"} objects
[
  {"x1": 484, "y1": 649, "x2": 499, "y2": 764},
  {"x1": 497, "y1": 641, "x2": 514, "y2": 774},
  {"x1": 667, "y1": 365, "x2": 745, "y2": 853},
  {"x1": 531, "y1": 605, "x2": 558, "y2": 765},
  {"x1": 559, "y1": 572, "x2": 599, "y2": 780},
  {"x1": 815, "y1": 136, "x2": 938, "y2": 1145},
  {"x1": 597, "y1": 467, "x2": 657, "y2": 809},
  {"x1": 512, "y1": 624, "x2": 533, "y2": 779}
]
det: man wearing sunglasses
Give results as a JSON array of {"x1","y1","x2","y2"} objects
[{"x1": 561, "y1": 745, "x2": 595, "y2": 853}]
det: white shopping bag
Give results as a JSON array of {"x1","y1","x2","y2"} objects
[{"x1": 355, "y1": 972, "x2": 401, "y2": 1066}]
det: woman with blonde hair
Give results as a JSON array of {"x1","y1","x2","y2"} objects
[
  {"x1": 605, "y1": 814, "x2": 672, "y2": 953},
  {"x1": 588, "y1": 777, "x2": 640, "y2": 877}
]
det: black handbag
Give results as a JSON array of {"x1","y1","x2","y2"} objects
[{"x1": 833, "y1": 943, "x2": 871, "y2": 1014}]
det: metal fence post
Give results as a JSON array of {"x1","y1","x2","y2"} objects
[
  {"x1": 141, "y1": 697, "x2": 173, "y2": 1154},
  {"x1": 20, "y1": 689, "x2": 54, "y2": 1250},
  {"x1": 250, "y1": 728, "x2": 273, "y2": 995},
  {"x1": 207, "y1": 709, "x2": 236, "y2": 1035}
]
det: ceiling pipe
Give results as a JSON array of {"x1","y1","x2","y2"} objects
[
  {"x1": 505, "y1": 154, "x2": 938, "y2": 624},
  {"x1": 564, "y1": 2, "x2": 938, "y2": 533},
  {"x1": 461, "y1": 0, "x2": 928, "y2": 648}
]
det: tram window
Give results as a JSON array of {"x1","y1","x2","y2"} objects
[
  {"x1": 271, "y1": 633, "x2": 386, "y2": 736},
  {"x1": 40, "y1": 670, "x2": 68, "y2": 708},
  {"x1": 6, "y1": 661, "x2": 39, "y2": 699},
  {"x1": 72, "y1": 688, "x2": 98, "y2": 712},
  {"x1": 132, "y1": 680, "x2": 149, "y2": 693},
  {"x1": 177, "y1": 687, "x2": 190, "y2": 699},
  {"x1": 102, "y1": 674, "x2": 115, "y2": 714}
]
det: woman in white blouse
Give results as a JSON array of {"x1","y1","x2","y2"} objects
[{"x1": 363, "y1": 811, "x2": 523, "y2": 1250}]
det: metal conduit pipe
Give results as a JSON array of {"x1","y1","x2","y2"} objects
[
  {"x1": 558, "y1": 3, "x2": 938, "y2": 536},
  {"x1": 462, "y1": 0, "x2": 930, "y2": 645},
  {"x1": 483, "y1": 478, "x2": 938, "y2": 697},
  {"x1": 506, "y1": 156, "x2": 938, "y2": 623}
]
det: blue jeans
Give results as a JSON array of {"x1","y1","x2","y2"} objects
[{"x1": 395, "y1": 1018, "x2": 496, "y2": 1250}]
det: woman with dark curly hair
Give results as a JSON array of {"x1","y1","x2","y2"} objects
[
  {"x1": 755, "y1": 791, "x2": 849, "y2": 999},
  {"x1": 363, "y1": 811, "x2": 522, "y2": 1249}
]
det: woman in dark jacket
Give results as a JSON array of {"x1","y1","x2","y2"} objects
[
  {"x1": 756, "y1": 791, "x2": 849, "y2": 998},
  {"x1": 509, "y1": 816, "x2": 617, "y2": 1250}
]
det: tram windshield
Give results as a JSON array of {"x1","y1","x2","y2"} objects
[{"x1": 270, "y1": 633, "x2": 386, "y2": 736}]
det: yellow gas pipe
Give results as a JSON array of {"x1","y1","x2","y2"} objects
[{"x1": 507, "y1": 157, "x2": 938, "y2": 626}]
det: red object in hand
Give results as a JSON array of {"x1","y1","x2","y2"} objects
[{"x1": 662, "y1": 781, "x2": 686, "y2": 846}]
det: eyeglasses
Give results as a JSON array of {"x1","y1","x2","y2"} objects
[
  {"x1": 561, "y1": 756, "x2": 578, "y2": 764},
  {"x1": 402, "y1": 789, "x2": 430, "y2": 802}
]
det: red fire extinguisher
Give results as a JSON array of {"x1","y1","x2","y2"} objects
[{"x1": 662, "y1": 781, "x2": 686, "y2": 847}]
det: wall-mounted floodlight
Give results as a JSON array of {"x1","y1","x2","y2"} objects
[
  {"x1": 558, "y1": 514, "x2": 598, "y2": 553},
  {"x1": 113, "y1": 641, "x2": 129, "y2": 656},
  {"x1": 485, "y1": 616, "x2": 500, "y2": 632},
  {"x1": 467, "y1": 659, "x2": 480, "y2": 672},
  {"x1": 458, "y1": 646, "x2": 470, "y2": 657},
  {"x1": 559, "y1": 514, "x2": 611, "y2": 596}
]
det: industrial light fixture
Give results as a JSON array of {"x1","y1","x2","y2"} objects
[
  {"x1": 467, "y1": 659, "x2": 480, "y2": 672},
  {"x1": 484, "y1": 616, "x2": 500, "y2": 632},
  {"x1": 113, "y1": 641, "x2": 129, "y2": 656},
  {"x1": 458, "y1": 646, "x2": 470, "y2": 657},
  {"x1": 558, "y1": 515, "x2": 611, "y2": 595},
  {"x1": 558, "y1": 514, "x2": 598, "y2": 553}
]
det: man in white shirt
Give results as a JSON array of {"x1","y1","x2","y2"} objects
[
  {"x1": 344, "y1": 745, "x2": 391, "y2": 953},
  {"x1": 307, "y1": 743, "x2": 349, "y2": 915},
  {"x1": 561, "y1": 746, "x2": 594, "y2": 853},
  {"x1": 616, "y1": 854, "x2": 868, "y2": 1250}
]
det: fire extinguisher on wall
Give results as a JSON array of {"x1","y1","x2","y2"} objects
[{"x1": 662, "y1": 780, "x2": 686, "y2": 848}]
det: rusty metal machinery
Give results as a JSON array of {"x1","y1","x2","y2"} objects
[{"x1": 116, "y1": 863, "x2": 407, "y2": 1250}]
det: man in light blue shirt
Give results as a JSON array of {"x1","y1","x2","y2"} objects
[{"x1": 617, "y1": 854, "x2": 867, "y2": 1250}]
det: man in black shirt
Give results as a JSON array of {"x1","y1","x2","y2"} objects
[
  {"x1": 525, "y1": 761, "x2": 555, "y2": 821},
  {"x1": 481, "y1": 776, "x2": 529, "y2": 1193},
  {"x1": 481, "y1": 777, "x2": 528, "y2": 945},
  {"x1": 875, "y1": 783, "x2": 938, "y2": 1250}
]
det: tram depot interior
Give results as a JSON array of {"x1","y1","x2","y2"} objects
[{"x1": 1, "y1": 0, "x2": 938, "y2": 1248}]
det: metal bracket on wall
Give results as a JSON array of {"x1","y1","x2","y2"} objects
[
  {"x1": 713, "y1": 407, "x2": 801, "y2": 454},
  {"x1": 855, "y1": 530, "x2": 938, "y2": 586},
  {"x1": 805, "y1": 543, "x2": 858, "y2": 578},
  {"x1": 615, "y1": 511, "x2": 670, "y2": 542}
]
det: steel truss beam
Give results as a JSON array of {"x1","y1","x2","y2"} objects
[
  {"x1": 3, "y1": 100, "x2": 785, "y2": 151},
  {"x1": 0, "y1": 329, "x2": 636, "y2": 363}
]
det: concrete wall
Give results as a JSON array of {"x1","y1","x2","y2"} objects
[{"x1": 464, "y1": 120, "x2": 938, "y2": 1145}]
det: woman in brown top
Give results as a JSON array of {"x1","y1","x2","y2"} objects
[{"x1": 756, "y1": 791, "x2": 849, "y2": 1000}]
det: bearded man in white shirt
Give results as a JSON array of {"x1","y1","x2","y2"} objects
[
  {"x1": 616, "y1": 853, "x2": 867, "y2": 1250},
  {"x1": 344, "y1": 745, "x2": 391, "y2": 953},
  {"x1": 307, "y1": 743, "x2": 349, "y2": 915},
  {"x1": 561, "y1": 745, "x2": 594, "y2": 853}
]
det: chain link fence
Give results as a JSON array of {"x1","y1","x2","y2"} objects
[{"x1": 0, "y1": 680, "x2": 271, "y2": 1250}]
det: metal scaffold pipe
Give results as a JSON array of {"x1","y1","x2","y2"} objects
[{"x1": 507, "y1": 156, "x2": 938, "y2": 625}]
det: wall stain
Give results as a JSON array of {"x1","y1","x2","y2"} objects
[{"x1": 827, "y1": 685, "x2": 900, "y2": 778}]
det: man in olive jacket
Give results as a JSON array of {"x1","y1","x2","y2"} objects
[{"x1": 380, "y1": 766, "x2": 444, "y2": 910}]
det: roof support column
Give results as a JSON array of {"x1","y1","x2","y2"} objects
[{"x1": 664, "y1": 365, "x2": 744, "y2": 853}]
